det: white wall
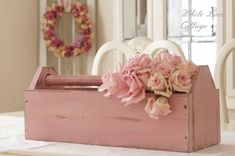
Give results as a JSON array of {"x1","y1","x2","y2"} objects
[{"x1": 0, "y1": 0, "x2": 38, "y2": 112}]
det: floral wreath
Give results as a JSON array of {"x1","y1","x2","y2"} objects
[{"x1": 42, "y1": 2, "x2": 92, "y2": 58}]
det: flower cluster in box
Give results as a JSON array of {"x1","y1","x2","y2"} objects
[{"x1": 98, "y1": 52, "x2": 197, "y2": 119}]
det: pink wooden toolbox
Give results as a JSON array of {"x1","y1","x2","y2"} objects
[{"x1": 24, "y1": 65, "x2": 220, "y2": 152}]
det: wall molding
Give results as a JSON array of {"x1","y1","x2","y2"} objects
[
  {"x1": 39, "y1": 0, "x2": 47, "y2": 66},
  {"x1": 147, "y1": 0, "x2": 167, "y2": 41},
  {"x1": 86, "y1": 0, "x2": 96, "y2": 74},
  {"x1": 226, "y1": 0, "x2": 235, "y2": 98},
  {"x1": 228, "y1": 109, "x2": 235, "y2": 121},
  {"x1": 217, "y1": 0, "x2": 235, "y2": 109}
]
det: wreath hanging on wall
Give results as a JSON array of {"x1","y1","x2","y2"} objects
[{"x1": 42, "y1": 1, "x2": 92, "y2": 58}]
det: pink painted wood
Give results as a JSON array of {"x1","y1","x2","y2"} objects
[
  {"x1": 45, "y1": 75, "x2": 102, "y2": 86},
  {"x1": 24, "y1": 66, "x2": 220, "y2": 152}
]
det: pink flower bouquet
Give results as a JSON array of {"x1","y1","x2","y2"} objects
[{"x1": 98, "y1": 52, "x2": 197, "y2": 119}]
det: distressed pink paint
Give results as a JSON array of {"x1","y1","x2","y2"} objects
[{"x1": 24, "y1": 66, "x2": 220, "y2": 152}]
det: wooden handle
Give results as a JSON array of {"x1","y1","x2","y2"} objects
[{"x1": 45, "y1": 75, "x2": 102, "y2": 86}]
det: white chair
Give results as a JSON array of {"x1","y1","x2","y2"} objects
[
  {"x1": 91, "y1": 41, "x2": 134, "y2": 75},
  {"x1": 143, "y1": 40, "x2": 186, "y2": 60},
  {"x1": 214, "y1": 39, "x2": 235, "y2": 127},
  {"x1": 127, "y1": 37, "x2": 153, "y2": 54},
  {"x1": 92, "y1": 39, "x2": 186, "y2": 76}
]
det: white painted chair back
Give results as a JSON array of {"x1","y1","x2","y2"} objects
[
  {"x1": 91, "y1": 41, "x2": 134, "y2": 75},
  {"x1": 214, "y1": 39, "x2": 235, "y2": 125},
  {"x1": 143, "y1": 40, "x2": 186, "y2": 60},
  {"x1": 92, "y1": 39, "x2": 185, "y2": 76},
  {"x1": 127, "y1": 37, "x2": 153, "y2": 54}
]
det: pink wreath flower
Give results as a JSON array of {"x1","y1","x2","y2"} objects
[
  {"x1": 43, "y1": 28, "x2": 56, "y2": 40},
  {"x1": 50, "y1": 38, "x2": 64, "y2": 48},
  {"x1": 44, "y1": 11, "x2": 58, "y2": 21}
]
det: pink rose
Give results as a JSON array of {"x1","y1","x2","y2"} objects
[
  {"x1": 50, "y1": 37, "x2": 64, "y2": 48},
  {"x1": 121, "y1": 54, "x2": 152, "y2": 73},
  {"x1": 154, "y1": 51, "x2": 172, "y2": 62},
  {"x1": 169, "y1": 69, "x2": 192, "y2": 93},
  {"x1": 98, "y1": 72, "x2": 129, "y2": 98},
  {"x1": 98, "y1": 52, "x2": 197, "y2": 119},
  {"x1": 43, "y1": 28, "x2": 55, "y2": 40},
  {"x1": 152, "y1": 62, "x2": 174, "y2": 78},
  {"x1": 44, "y1": 11, "x2": 57, "y2": 21},
  {"x1": 145, "y1": 96, "x2": 172, "y2": 119},
  {"x1": 54, "y1": 3, "x2": 64, "y2": 13},
  {"x1": 121, "y1": 72, "x2": 145, "y2": 106},
  {"x1": 154, "y1": 51, "x2": 183, "y2": 69},
  {"x1": 148, "y1": 73, "x2": 172, "y2": 97},
  {"x1": 98, "y1": 71, "x2": 145, "y2": 106},
  {"x1": 185, "y1": 60, "x2": 198, "y2": 75},
  {"x1": 171, "y1": 55, "x2": 183, "y2": 69},
  {"x1": 136, "y1": 68, "x2": 151, "y2": 88}
]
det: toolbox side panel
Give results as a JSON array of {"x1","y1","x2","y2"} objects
[{"x1": 25, "y1": 89, "x2": 189, "y2": 152}]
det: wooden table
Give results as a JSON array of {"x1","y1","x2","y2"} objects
[{"x1": 0, "y1": 112, "x2": 235, "y2": 156}]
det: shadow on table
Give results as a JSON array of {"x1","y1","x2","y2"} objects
[{"x1": 195, "y1": 144, "x2": 235, "y2": 155}]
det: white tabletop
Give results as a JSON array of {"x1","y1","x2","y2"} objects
[{"x1": 0, "y1": 112, "x2": 235, "y2": 156}]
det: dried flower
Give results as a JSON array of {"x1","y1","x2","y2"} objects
[
  {"x1": 99, "y1": 52, "x2": 197, "y2": 119},
  {"x1": 42, "y1": 1, "x2": 92, "y2": 58}
]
